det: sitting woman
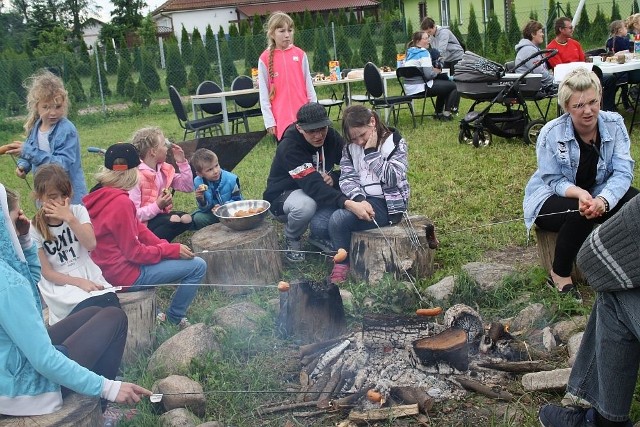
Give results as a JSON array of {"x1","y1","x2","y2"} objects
[
  {"x1": 523, "y1": 67, "x2": 638, "y2": 299},
  {"x1": 403, "y1": 31, "x2": 459, "y2": 121},
  {"x1": 514, "y1": 20, "x2": 556, "y2": 95},
  {"x1": 326, "y1": 106, "x2": 410, "y2": 283},
  {"x1": 0, "y1": 184, "x2": 150, "y2": 416}
]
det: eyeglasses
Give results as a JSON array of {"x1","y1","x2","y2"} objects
[
  {"x1": 570, "y1": 98, "x2": 599, "y2": 111},
  {"x1": 563, "y1": 25, "x2": 574, "y2": 29},
  {"x1": 303, "y1": 126, "x2": 328, "y2": 135}
]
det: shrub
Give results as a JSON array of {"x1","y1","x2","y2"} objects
[
  {"x1": 466, "y1": 5, "x2": 483, "y2": 55},
  {"x1": 90, "y1": 52, "x2": 111, "y2": 98},
  {"x1": 360, "y1": 21, "x2": 379, "y2": 65},
  {"x1": 124, "y1": 75, "x2": 136, "y2": 98},
  {"x1": 312, "y1": 28, "x2": 330, "y2": 73},
  {"x1": 105, "y1": 41, "x2": 118, "y2": 75},
  {"x1": 244, "y1": 33, "x2": 260, "y2": 76},
  {"x1": 116, "y1": 57, "x2": 131, "y2": 96},
  {"x1": 180, "y1": 25, "x2": 193, "y2": 64},
  {"x1": 132, "y1": 79, "x2": 151, "y2": 107},
  {"x1": 140, "y1": 49, "x2": 161, "y2": 93},
  {"x1": 205, "y1": 25, "x2": 217, "y2": 64},
  {"x1": 381, "y1": 21, "x2": 397, "y2": 68},
  {"x1": 6, "y1": 91, "x2": 21, "y2": 116},
  {"x1": 165, "y1": 41, "x2": 187, "y2": 91}
]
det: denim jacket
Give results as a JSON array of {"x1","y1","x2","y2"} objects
[
  {"x1": 523, "y1": 111, "x2": 634, "y2": 231},
  {"x1": 17, "y1": 118, "x2": 87, "y2": 205}
]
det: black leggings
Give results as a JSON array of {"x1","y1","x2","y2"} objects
[
  {"x1": 48, "y1": 306, "x2": 127, "y2": 385},
  {"x1": 415, "y1": 79, "x2": 459, "y2": 113},
  {"x1": 535, "y1": 188, "x2": 639, "y2": 277},
  {"x1": 147, "y1": 212, "x2": 192, "y2": 242}
]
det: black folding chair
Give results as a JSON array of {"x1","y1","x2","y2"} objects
[
  {"x1": 168, "y1": 85, "x2": 222, "y2": 141},
  {"x1": 395, "y1": 66, "x2": 437, "y2": 124},
  {"x1": 230, "y1": 76, "x2": 262, "y2": 133},
  {"x1": 196, "y1": 81, "x2": 245, "y2": 134},
  {"x1": 364, "y1": 62, "x2": 416, "y2": 128}
]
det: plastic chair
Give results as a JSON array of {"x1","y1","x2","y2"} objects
[
  {"x1": 168, "y1": 85, "x2": 222, "y2": 141},
  {"x1": 364, "y1": 62, "x2": 416, "y2": 128},
  {"x1": 395, "y1": 66, "x2": 437, "y2": 124},
  {"x1": 230, "y1": 76, "x2": 262, "y2": 133}
]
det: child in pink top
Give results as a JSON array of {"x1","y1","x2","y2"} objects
[
  {"x1": 128, "y1": 127, "x2": 194, "y2": 242},
  {"x1": 258, "y1": 11, "x2": 317, "y2": 141}
]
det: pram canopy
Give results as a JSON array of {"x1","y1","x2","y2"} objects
[{"x1": 453, "y1": 51, "x2": 505, "y2": 82}]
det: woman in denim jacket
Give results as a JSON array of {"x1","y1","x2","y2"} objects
[{"x1": 523, "y1": 68, "x2": 638, "y2": 298}]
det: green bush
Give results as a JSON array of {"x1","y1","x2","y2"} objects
[
  {"x1": 90, "y1": 53, "x2": 111, "y2": 98},
  {"x1": 466, "y1": 5, "x2": 484, "y2": 55},
  {"x1": 381, "y1": 21, "x2": 397, "y2": 68},
  {"x1": 140, "y1": 50, "x2": 161, "y2": 93},
  {"x1": 105, "y1": 42, "x2": 118, "y2": 75},
  {"x1": 6, "y1": 91, "x2": 21, "y2": 116},
  {"x1": 116, "y1": 57, "x2": 131, "y2": 96},
  {"x1": 360, "y1": 21, "x2": 379, "y2": 65},
  {"x1": 132, "y1": 79, "x2": 151, "y2": 107},
  {"x1": 124, "y1": 75, "x2": 136, "y2": 98},
  {"x1": 180, "y1": 25, "x2": 193, "y2": 64},
  {"x1": 312, "y1": 28, "x2": 330, "y2": 73}
]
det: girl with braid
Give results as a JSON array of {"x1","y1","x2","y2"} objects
[{"x1": 258, "y1": 11, "x2": 316, "y2": 141}]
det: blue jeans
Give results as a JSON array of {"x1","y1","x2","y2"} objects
[
  {"x1": 129, "y1": 257, "x2": 206, "y2": 323},
  {"x1": 567, "y1": 289, "x2": 640, "y2": 421}
]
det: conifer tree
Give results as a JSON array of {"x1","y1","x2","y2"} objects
[
  {"x1": 133, "y1": 46, "x2": 142, "y2": 72},
  {"x1": 165, "y1": 41, "x2": 187, "y2": 91},
  {"x1": 485, "y1": 12, "x2": 502, "y2": 55},
  {"x1": 335, "y1": 26, "x2": 353, "y2": 67},
  {"x1": 79, "y1": 40, "x2": 91, "y2": 76},
  {"x1": 186, "y1": 66, "x2": 199, "y2": 94},
  {"x1": 239, "y1": 19, "x2": 250, "y2": 36},
  {"x1": 633, "y1": 0, "x2": 640, "y2": 15},
  {"x1": 118, "y1": 35, "x2": 131, "y2": 66},
  {"x1": 450, "y1": 19, "x2": 464, "y2": 49},
  {"x1": 132, "y1": 79, "x2": 151, "y2": 107},
  {"x1": 244, "y1": 32, "x2": 260, "y2": 76},
  {"x1": 180, "y1": 25, "x2": 193, "y2": 64},
  {"x1": 116, "y1": 55, "x2": 131, "y2": 96},
  {"x1": 301, "y1": 10, "x2": 315, "y2": 50},
  {"x1": 66, "y1": 63, "x2": 86, "y2": 104},
  {"x1": 90, "y1": 51, "x2": 111, "y2": 98},
  {"x1": 193, "y1": 39, "x2": 211, "y2": 82},
  {"x1": 105, "y1": 41, "x2": 118, "y2": 75},
  {"x1": 192, "y1": 27, "x2": 205, "y2": 61},
  {"x1": 466, "y1": 5, "x2": 483, "y2": 54},
  {"x1": 530, "y1": 11, "x2": 538, "y2": 21},
  {"x1": 495, "y1": 32, "x2": 511, "y2": 65},
  {"x1": 590, "y1": 6, "x2": 608, "y2": 45},
  {"x1": 219, "y1": 38, "x2": 238, "y2": 86},
  {"x1": 228, "y1": 23, "x2": 242, "y2": 60},
  {"x1": 359, "y1": 21, "x2": 379, "y2": 65},
  {"x1": 140, "y1": 49, "x2": 161, "y2": 92},
  {"x1": 252, "y1": 14, "x2": 266, "y2": 57},
  {"x1": 406, "y1": 19, "x2": 414, "y2": 38},
  {"x1": 312, "y1": 28, "x2": 330, "y2": 73},
  {"x1": 546, "y1": 0, "x2": 557, "y2": 38},
  {"x1": 507, "y1": 3, "x2": 521, "y2": 48},
  {"x1": 611, "y1": 0, "x2": 622, "y2": 21},
  {"x1": 566, "y1": 3, "x2": 573, "y2": 18},
  {"x1": 205, "y1": 25, "x2": 217, "y2": 64},
  {"x1": 381, "y1": 21, "x2": 397, "y2": 68},
  {"x1": 124, "y1": 75, "x2": 136, "y2": 98},
  {"x1": 573, "y1": 5, "x2": 591, "y2": 42},
  {"x1": 351, "y1": 48, "x2": 362, "y2": 68},
  {"x1": 337, "y1": 9, "x2": 348, "y2": 27}
]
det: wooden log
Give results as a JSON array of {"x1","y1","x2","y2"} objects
[
  {"x1": 350, "y1": 215, "x2": 435, "y2": 283},
  {"x1": 0, "y1": 393, "x2": 101, "y2": 426},
  {"x1": 318, "y1": 362, "x2": 345, "y2": 402},
  {"x1": 277, "y1": 280, "x2": 346, "y2": 344},
  {"x1": 299, "y1": 337, "x2": 346, "y2": 357},
  {"x1": 256, "y1": 399, "x2": 321, "y2": 416},
  {"x1": 349, "y1": 404, "x2": 419, "y2": 422},
  {"x1": 305, "y1": 373, "x2": 331, "y2": 402},
  {"x1": 534, "y1": 227, "x2": 586, "y2": 283},
  {"x1": 390, "y1": 387, "x2": 434, "y2": 414},
  {"x1": 191, "y1": 221, "x2": 282, "y2": 295},
  {"x1": 412, "y1": 328, "x2": 469, "y2": 371},
  {"x1": 300, "y1": 357, "x2": 321, "y2": 386},
  {"x1": 118, "y1": 288, "x2": 156, "y2": 366},
  {"x1": 454, "y1": 377, "x2": 513, "y2": 401},
  {"x1": 477, "y1": 360, "x2": 554, "y2": 373}
]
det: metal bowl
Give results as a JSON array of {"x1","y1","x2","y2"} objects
[{"x1": 214, "y1": 200, "x2": 271, "y2": 231}]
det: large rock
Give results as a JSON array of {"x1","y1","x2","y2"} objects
[
  {"x1": 197, "y1": 423, "x2": 225, "y2": 427},
  {"x1": 425, "y1": 276, "x2": 456, "y2": 300},
  {"x1": 522, "y1": 368, "x2": 572, "y2": 391},
  {"x1": 212, "y1": 301, "x2": 267, "y2": 332},
  {"x1": 153, "y1": 375, "x2": 206, "y2": 417},
  {"x1": 148, "y1": 323, "x2": 222, "y2": 374},
  {"x1": 552, "y1": 316, "x2": 588, "y2": 344},
  {"x1": 462, "y1": 262, "x2": 516, "y2": 291},
  {"x1": 159, "y1": 408, "x2": 199, "y2": 427},
  {"x1": 510, "y1": 303, "x2": 548, "y2": 333}
]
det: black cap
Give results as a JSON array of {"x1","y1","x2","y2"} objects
[
  {"x1": 296, "y1": 103, "x2": 332, "y2": 131},
  {"x1": 104, "y1": 143, "x2": 140, "y2": 171}
]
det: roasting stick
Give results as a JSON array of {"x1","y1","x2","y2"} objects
[
  {"x1": 444, "y1": 209, "x2": 580, "y2": 234},
  {"x1": 149, "y1": 388, "x2": 360, "y2": 403},
  {"x1": 192, "y1": 248, "x2": 333, "y2": 259}
]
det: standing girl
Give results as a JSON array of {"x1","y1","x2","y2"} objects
[
  {"x1": 84, "y1": 143, "x2": 206, "y2": 329},
  {"x1": 327, "y1": 106, "x2": 410, "y2": 283},
  {"x1": 5, "y1": 69, "x2": 87, "y2": 204},
  {"x1": 31, "y1": 164, "x2": 119, "y2": 326},
  {"x1": 129, "y1": 127, "x2": 194, "y2": 242},
  {"x1": 258, "y1": 11, "x2": 317, "y2": 141}
]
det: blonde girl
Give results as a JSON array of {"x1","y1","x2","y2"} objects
[
  {"x1": 30, "y1": 164, "x2": 118, "y2": 325},
  {"x1": 5, "y1": 69, "x2": 87, "y2": 204},
  {"x1": 258, "y1": 11, "x2": 317, "y2": 141}
]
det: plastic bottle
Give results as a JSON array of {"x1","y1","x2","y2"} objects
[{"x1": 634, "y1": 34, "x2": 640, "y2": 59}]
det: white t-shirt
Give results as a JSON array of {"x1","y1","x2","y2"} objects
[{"x1": 30, "y1": 204, "x2": 115, "y2": 325}]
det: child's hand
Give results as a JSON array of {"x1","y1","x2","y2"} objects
[
  {"x1": 15, "y1": 167, "x2": 26, "y2": 179},
  {"x1": 75, "y1": 278, "x2": 105, "y2": 292},
  {"x1": 44, "y1": 198, "x2": 73, "y2": 223},
  {"x1": 211, "y1": 204, "x2": 220, "y2": 214},
  {"x1": 195, "y1": 184, "x2": 207, "y2": 200},
  {"x1": 157, "y1": 191, "x2": 172, "y2": 210},
  {"x1": 365, "y1": 126, "x2": 378, "y2": 150},
  {"x1": 171, "y1": 144, "x2": 186, "y2": 163},
  {"x1": 4, "y1": 141, "x2": 23, "y2": 155},
  {"x1": 15, "y1": 210, "x2": 30, "y2": 236},
  {"x1": 178, "y1": 244, "x2": 195, "y2": 259}
]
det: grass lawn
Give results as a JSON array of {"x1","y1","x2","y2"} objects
[{"x1": 2, "y1": 90, "x2": 640, "y2": 425}]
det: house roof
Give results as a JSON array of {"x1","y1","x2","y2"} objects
[{"x1": 153, "y1": 0, "x2": 378, "y2": 15}]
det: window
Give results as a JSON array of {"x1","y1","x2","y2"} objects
[
  {"x1": 419, "y1": 2, "x2": 427, "y2": 22},
  {"x1": 457, "y1": 0, "x2": 463, "y2": 23},
  {"x1": 440, "y1": 0, "x2": 450, "y2": 26}
]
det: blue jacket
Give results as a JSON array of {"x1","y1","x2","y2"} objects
[
  {"x1": 194, "y1": 170, "x2": 242, "y2": 212},
  {"x1": 17, "y1": 118, "x2": 87, "y2": 204},
  {"x1": 523, "y1": 111, "x2": 634, "y2": 231},
  {"x1": 0, "y1": 189, "x2": 105, "y2": 415}
]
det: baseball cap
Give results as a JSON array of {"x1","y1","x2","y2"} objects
[
  {"x1": 296, "y1": 103, "x2": 332, "y2": 131},
  {"x1": 104, "y1": 143, "x2": 140, "y2": 171}
]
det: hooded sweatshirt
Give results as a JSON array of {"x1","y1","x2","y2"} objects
[
  {"x1": 83, "y1": 186, "x2": 180, "y2": 288},
  {"x1": 429, "y1": 26, "x2": 464, "y2": 63},
  {"x1": 514, "y1": 38, "x2": 555, "y2": 89},
  {"x1": 402, "y1": 46, "x2": 439, "y2": 95}
]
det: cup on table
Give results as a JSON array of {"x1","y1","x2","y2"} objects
[{"x1": 592, "y1": 56, "x2": 602, "y2": 65}]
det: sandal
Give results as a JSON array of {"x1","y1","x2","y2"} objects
[{"x1": 545, "y1": 276, "x2": 582, "y2": 302}]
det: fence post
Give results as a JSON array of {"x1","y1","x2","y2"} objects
[
  {"x1": 331, "y1": 22, "x2": 337, "y2": 60},
  {"x1": 94, "y1": 44, "x2": 106, "y2": 115},
  {"x1": 215, "y1": 33, "x2": 225, "y2": 89},
  {"x1": 158, "y1": 37, "x2": 166, "y2": 69}
]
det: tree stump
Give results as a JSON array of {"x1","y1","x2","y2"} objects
[
  {"x1": 534, "y1": 227, "x2": 585, "y2": 283},
  {"x1": 118, "y1": 288, "x2": 156, "y2": 365},
  {"x1": 277, "y1": 280, "x2": 346, "y2": 344},
  {"x1": 350, "y1": 215, "x2": 435, "y2": 283},
  {"x1": 412, "y1": 328, "x2": 469, "y2": 371},
  {"x1": 0, "y1": 393, "x2": 101, "y2": 426},
  {"x1": 191, "y1": 221, "x2": 282, "y2": 295}
]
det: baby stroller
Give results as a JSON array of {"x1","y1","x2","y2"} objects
[{"x1": 454, "y1": 49, "x2": 557, "y2": 147}]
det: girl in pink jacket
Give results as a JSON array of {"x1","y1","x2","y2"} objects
[{"x1": 258, "y1": 11, "x2": 317, "y2": 141}]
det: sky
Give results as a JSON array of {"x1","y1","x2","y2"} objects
[{"x1": 91, "y1": 0, "x2": 166, "y2": 22}]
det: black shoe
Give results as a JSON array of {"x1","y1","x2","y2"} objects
[
  {"x1": 539, "y1": 405, "x2": 596, "y2": 427},
  {"x1": 545, "y1": 276, "x2": 582, "y2": 302},
  {"x1": 435, "y1": 112, "x2": 453, "y2": 121}
]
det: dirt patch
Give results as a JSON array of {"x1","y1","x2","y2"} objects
[{"x1": 481, "y1": 245, "x2": 539, "y2": 269}]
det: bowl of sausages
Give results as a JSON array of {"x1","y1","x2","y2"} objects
[{"x1": 214, "y1": 200, "x2": 271, "y2": 231}]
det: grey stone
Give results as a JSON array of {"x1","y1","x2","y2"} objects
[
  {"x1": 159, "y1": 408, "x2": 199, "y2": 427},
  {"x1": 266, "y1": 298, "x2": 280, "y2": 316},
  {"x1": 197, "y1": 423, "x2": 225, "y2": 427},
  {"x1": 542, "y1": 326, "x2": 557, "y2": 352},
  {"x1": 425, "y1": 276, "x2": 456, "y2": 300},
  {"x1": 522, "y1": 368, "x2": 572, "y2": 391},
  {"x1": 552, "y1": 316, "x2": 588, "y2": 344},
  {"x1": 510, "y1": 303, "x2": 548, "y2": 333},
  {"x1": 152, "y1": 375, "x2": 206, "y2": 417},
  {"x1": 462, "y1": 262, "x2": 516, "y2": 291},
  {"x1": 148, "y1": 323, "x2": 222, "y2": 375},
  {"x1": 567, "y1": 332, "x2": 584, "y2": 367},
  {"x1": 212, "y1": 301, "x2": 267, "y2": 332}
]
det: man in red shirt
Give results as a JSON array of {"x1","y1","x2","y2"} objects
[{"x1": 547, "y1": 17, "x2": 618, "y2": 111}]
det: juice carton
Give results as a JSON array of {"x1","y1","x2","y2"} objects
[
  {"x1": 396, "y1": 53, "x2": 406, "y2": 69},
  {"x1": 329, "y1": 60, "x2": 342, "y2": 81},
  {"x1": 251, "y1": 68, "x2": 259, "y2": 88}
]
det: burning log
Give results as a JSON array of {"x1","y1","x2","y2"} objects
[
  {"x1": 390, "y1": 387, "x2": 434, "y2": 414},
  {"x1": 256, "y1": 400, "x2": 321, "y2": 416},
  {"x1": 453, "y1": 377, "x2": 513, "y2": 401},
  {"x1": 277, "y1": 280, "x2": 346, "y2": 344},
  {"x1": 361, "y1": 314, "x2": 441, "y2": 349},
  {"x1": 300, "y1": 337, "x2": 348, "y2": 358},
  {"x1": 412, "y1": 328, "x2": 469, "y2": 372},
  {"x1": 348, "y1": 404, "x2": 420, "y2": 422}
]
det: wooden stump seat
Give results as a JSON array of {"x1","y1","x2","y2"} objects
[
  {"x1": 191, "y1": 220, "x2": 282, "y2": 295},
  {"x1": 534, "y1": 227, "x2": 585, "y2": 283},
  {"x1": 350, "y1": 215, "x2": 435, "y2": 284},
  {"x1": 118, "y1": 288, "x2": 157, "y2": 365},
  {"x1": 0, "y1": 393, "x2": 101, "y2": 426}
]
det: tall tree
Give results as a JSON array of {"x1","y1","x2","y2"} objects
[
  {"x1": 546, "y1": 0, "x2": 557, "y2": 39},
  {"x1": 244, "y1": 32, "x2": 260, "y2": 75},
  {"x1": 485, "y1": 12, "x2": 502, "y2": 55},
  {"x1": 611, "y1": 0, "x2": 622, "y2": 21},
  {"x1": 110, "y1": 0, "x2": 145, "y2": 30},
  {"x1": 573, "y1": 5, "x2": 591, "y2": 42},
  {"x1": 335, "y1": 26, "x2": 352, "y2": 68},
  {"x1": 205, "y1": 24, "x2": 217, "y2": 63},
  {"x1": 466, "y1": 5, "x2": 483, "y2": 54},
  {"x1": 228, "y1": 22, "x2": 242, "y2": 60},
  {"x1": 165, "y1": 41, "x2": 187, "y2": 91},
  {"x1": 180, "y1": 25, "x2": 192, "y2": 64},
  {"x1": 359, "y1": 21, "x2": 378, "y2": 65},
  {"x1": 507, "y1": 3, "x2": 521, "y2": 48},
  {"x1": 105, "y1": 39, "x2": 118, "y2": 74},
  {"x1": 192, "y1": 37, "x2": 211, "y2": 82},
  {"x1": 589, "y1": 6, "x2": 608, "y2": 45},
  {"x1": 312, "y1": 28, "x2": 330, "y2": 73},
  {"x1": 140, "y1": 48, "x2": 161, "y2": 92},
  {"x1": 381, "y1": 21, "x2": 397, "y2": 68}
]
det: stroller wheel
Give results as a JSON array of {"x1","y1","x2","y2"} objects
[
  {"x1": 458, "y1": 128, "x2": 473, "y2": 144},
  {"x1": 472, "y1": 129, "x2": 492, "y2": 148},
  {"x1": 524, "y1": 119, "x2": 545, "y2": 145}
]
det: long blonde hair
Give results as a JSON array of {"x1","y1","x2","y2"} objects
[
  {"x1": 265, "y1": 11, "x2": 294, "y2": 101},
  {"x1": 32, "y1": 164, "x2": 73, "y2": 242},
  {"x1": 95, "y1": 165, "x2": 139, "y2": 191},
  {"x1": 131, "y1": 126, "x2": 164, "y2": 159},
  {"x1": 23, "y1": 69, "x2": 69, "y2": 135}
]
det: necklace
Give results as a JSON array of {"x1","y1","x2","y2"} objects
[{"x1": 555, "y1": 38, "x2": 568, "y2": 45}]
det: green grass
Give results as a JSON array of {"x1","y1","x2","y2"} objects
[{"x1": 3, "y1": 91, "x2": 640, "y2": 425}]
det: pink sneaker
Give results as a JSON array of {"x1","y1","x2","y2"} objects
[{"x1": 330, "y1": 264, "x2": 349, "y2": 284}]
